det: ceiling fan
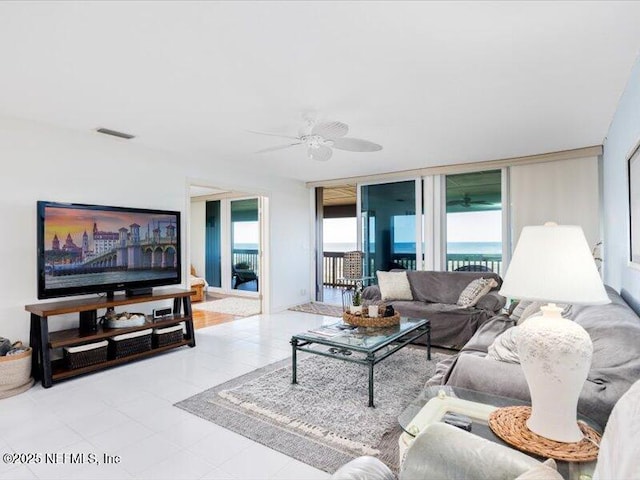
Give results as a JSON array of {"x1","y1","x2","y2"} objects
[
  {"x1": 447, "y1": 194, "x2": 493, "y2": 208},
  {"x1": 249, "y1": 119, "x2": 382, "y2": 161}
]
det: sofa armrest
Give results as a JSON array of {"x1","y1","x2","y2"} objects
[
  {"x1": 475, "y1": 290, "x2": 507, "y2": 312},
  {"x1": 331, "y1": 456, "x2": 395, "y2": 480},
  {"x1": 461, "y1": 313, "x2": 515, "y2": 353},
  {"x1": 400, "y1": 423, "x2": 543, "y2": 480},
  {"x1": 446, "y1": 354, "x2": 531, "y2": 402},
  {"x1": 362, "y1": 285, "x2": 382, "y2": 301}
]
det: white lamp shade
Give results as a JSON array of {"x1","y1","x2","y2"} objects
[{"x1": 500, "y1": 223, "x2": 609, "y2": 305}]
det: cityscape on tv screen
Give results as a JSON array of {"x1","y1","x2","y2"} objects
[{"x1": 43, "y1": 206, "x2": 179, "y2": 290}]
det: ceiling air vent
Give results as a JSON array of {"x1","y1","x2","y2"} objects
[{"x1": 95, "y1": 128, "x2": 135, "y2": 140}]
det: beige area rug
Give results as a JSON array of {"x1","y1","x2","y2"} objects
[
  {"x1": 175, "y1": 348, "x2": 449, "y2": 474},
  {"x1": 192, "y1": 297, "x2": 261, "y2": 316},
  {"x1": 288, "y1": 302, "x2": 344, "y2": 317}
]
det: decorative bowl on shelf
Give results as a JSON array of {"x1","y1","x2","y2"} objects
[{"x1": 103, "y1": 312, "x2": 147, "y2": 329}]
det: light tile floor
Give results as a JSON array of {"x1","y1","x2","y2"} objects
[{"x1": 0, "y1": 311, "x2": 336, "y2": 480}]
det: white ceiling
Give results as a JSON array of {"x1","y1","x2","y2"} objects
[{"x1": 1, "y1": 1, "x2": 639, "y2": 183}]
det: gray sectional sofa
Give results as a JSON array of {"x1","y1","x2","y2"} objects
[
  {"x1": 362, "y1": 270, "x2": 506, "y2": 349},
  {"x1": 432, "y1": 285, "x2": 640, "y2": 427}
]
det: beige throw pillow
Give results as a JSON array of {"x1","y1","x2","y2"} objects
[
  {"x1": 376, "y1": 271, "x2": 412, "y2": 301},
  {"x1": 457, "y1": 278, "x2": 498, "y2": 307}
]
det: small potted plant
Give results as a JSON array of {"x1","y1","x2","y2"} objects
[{"x1": 350, "y1": 281, "x2": 363, "y2": 315}]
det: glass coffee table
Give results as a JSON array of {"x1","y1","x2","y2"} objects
[
  {"x1": 290, "y1": 318, "x2": 431, "y2": 407},
  {"x1": 398, "y1": 386, "x2": 600, "y2": 480}
]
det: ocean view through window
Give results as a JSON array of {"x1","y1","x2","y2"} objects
[{"x1": 445, "y1": 170, "x2": 503, "y2": 275}]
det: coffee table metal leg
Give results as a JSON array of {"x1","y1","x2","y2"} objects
[
  {"x1": 427, "y1": 325, "x2": 431, "y2": 360},
  {"x1": 367, "y1": 353, "x2": 375, "y2": 408},
  {"x1": 290, "y1": 338, "x2": 298, "y2": 384}
]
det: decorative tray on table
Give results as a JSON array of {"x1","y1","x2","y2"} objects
[{"x1": 342, "y1": 311, "x2": 400, "y2": 327}]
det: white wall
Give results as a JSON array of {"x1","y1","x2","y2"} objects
[
  {"x1": 603, "y1": 55, "x2": 640, "y2": 312},
  {"x1": 190, "y1": 200, "x2": 206, "y2": 278},
  {"x1": 510, "y1": 156, "x2": 601, "y2": 249},
  {"x1": 0, "y1": 116, "x2": 311, "y2": 343}
]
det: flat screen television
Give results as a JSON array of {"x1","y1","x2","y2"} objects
[{"x1": 37, "y1": 201, "x2": 182, "y2": 299}]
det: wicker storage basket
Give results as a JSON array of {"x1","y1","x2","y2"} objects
[
  {"x1": 152, "y1": 324, "x2": 184, "y2": 348},
  {"x1": 0, "y1": 347, "x2": 32, "y2": 390},
  {"x1": 342, "y1": 312, "x2": 400, "y2": 327},
  {"x1": 64, "y1": 340, "x2": 108, "y2": 369},
  {"x1": 108, "y1": 329, "x2": 153, "y2": 359}
]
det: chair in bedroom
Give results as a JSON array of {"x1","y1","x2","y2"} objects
[
  {"x1": 189, "y1": 265, "x2": 207, "y2": 302},
  {"x1": 454, "y1": 264, "x2": 493, "y2": 272},
  {"x1": 232, "y1": 262, "x2": 258, "y2": 290}
]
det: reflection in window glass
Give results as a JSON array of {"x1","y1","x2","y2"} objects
[
  {"x1": 361, "y1": 181, "x2": 416, "y2": 274},
  {"x1": 445, "y1": 170, "x2": 503, "y2": 275}
]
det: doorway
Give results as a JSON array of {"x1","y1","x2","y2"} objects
[
  {"x1": 315, "y1": 184, "x2": 357, "y2": 304},
  {"x1": 188, "y1": 184, "x2": 267, "y2": 328}
]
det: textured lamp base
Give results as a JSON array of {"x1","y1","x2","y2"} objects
[{"x1": 517, "y1": 304, "x2": 593, "y2": 442}]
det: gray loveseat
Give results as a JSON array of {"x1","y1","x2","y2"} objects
[
  {"x1": 433, "y1": 285, "x2": 640, "y2": 427},
  {"x1": 362, "y1": 270, "x2": 506, "y2": 349}
]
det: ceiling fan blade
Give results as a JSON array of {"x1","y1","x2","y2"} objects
[
  {"x1": 254, "y1": 143, "x2": 302, "y2": 154},
  {"x1": 308, "y1": 145, "x2": 333, "y2": 162},
  {"x1": 247, "y1": 130, "x2": 300, "y2": 141},
  {"x1": 332, "y1": 137, "x2": 383, "y2": 152},
  {"x1": 311, "y1": 121, "x2": 349, "y2": 139}
]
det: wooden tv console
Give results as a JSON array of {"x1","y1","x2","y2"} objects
[{"x1": 25, "y1": 288, "x2": 196, "y2": 388}]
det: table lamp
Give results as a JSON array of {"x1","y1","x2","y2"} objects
[{"x1": 499, "y1": 222, "x2": 610, "y2": 443}]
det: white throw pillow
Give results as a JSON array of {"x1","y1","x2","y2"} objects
[
  {"x1": 457, "y1": 278, "x2": 498, "y2": 307},
  {"x1": 517, "y1": 301, "x2": 544, "y2": 325},
  {"x1": 486, "y1": 326, "x2": 522, "y2": 364},
  {"x1": 509, "y1": 300, "x2": 532, "y2": 323},
  {"x1": 488, "y1": 303, "x2": 573, "y2": 363},
  {"x1": 376, "y1": 271, "x2": 412, "y2": 301}
]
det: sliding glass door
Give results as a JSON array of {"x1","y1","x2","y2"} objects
[
  {"x1": 360, "y1": 180, "x2": 418, "y2": 276},
  {"x1": 203, "y1": 196, "x2": 261, "y2": 297},
  {"x1": 444, "y1": 170, "x2": 503, "y2": 275},
  {"x1": 230, "y1": 198, "x2": 260, "y2": 292},
  {"x1": 346, "y1": 170, "x2": 504, "y2": 280}
]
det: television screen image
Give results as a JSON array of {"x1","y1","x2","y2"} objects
[{"x1": 37, "y1": 201, "x2": 181, "y2": 299}]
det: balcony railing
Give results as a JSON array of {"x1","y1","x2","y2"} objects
[
  {"x1": 446, "y1": 254, "x2": 503, "y2": 276},
  {"x1": 322, "y1": 251, "x2": 503, "y2": 286},
  {"x1": 233, "y1": 248, "x2": 259, "y2": 273},
  {"x1": 323, "y1": 252, "x2": 353, "y2": 287}
]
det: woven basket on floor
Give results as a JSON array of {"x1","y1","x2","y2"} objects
[{"x1": 0, "y1": 348, "x2": 32, "y2": 390}]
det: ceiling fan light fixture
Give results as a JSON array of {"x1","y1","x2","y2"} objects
[{"x1": 251, "y1": 118, "x2": 382, "y2": 161}]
